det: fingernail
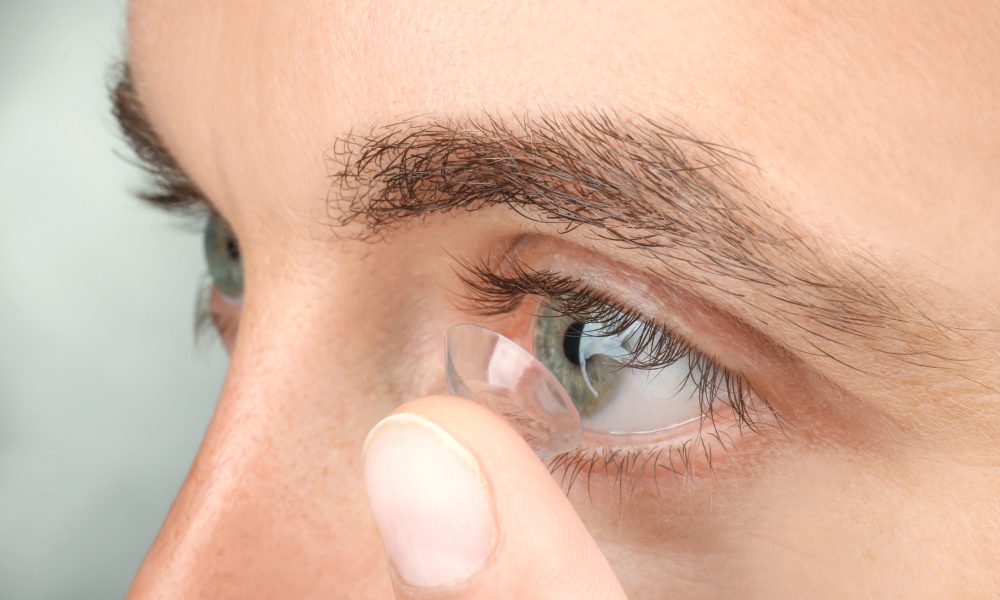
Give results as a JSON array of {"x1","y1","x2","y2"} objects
[{"x1": 362, "y1": 413, "x2": 496, "y2": 588}]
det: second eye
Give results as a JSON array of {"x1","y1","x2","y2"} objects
[{"x1": 203, "y1": 213, "x2": 244, "y2": 301}]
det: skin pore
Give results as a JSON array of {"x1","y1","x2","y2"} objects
[{"x1": 121, "y1": 1, "x2": 999, "y2": 598}]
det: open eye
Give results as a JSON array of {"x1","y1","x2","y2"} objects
[
  {"x1": 203, "y1": 213, "x2": 244, "y2": 301},
  {"x1": 531, "y1": 303, "x2": 704, "y2": 435},
  {"x1": 456, "y1": 249, "x2": 780, "y2": 484}
]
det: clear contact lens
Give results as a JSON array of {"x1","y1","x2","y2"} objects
[{"x1": 445, "y1": 323, "x2": 582, "y2": 458}]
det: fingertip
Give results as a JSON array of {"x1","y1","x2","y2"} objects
[
  {"x1": 388, "y1": 395, "x2": 544, "y2": 465},
  {"x1": 365, "y1": 396, "x2": 625, "y2": 598},
  {"x1": 363, "y1": 410, "x2": 497, "y2": 590}
]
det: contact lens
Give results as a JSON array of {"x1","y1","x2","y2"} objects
[{"x1": 445, "y1": 324, "x2": 582, "y2": 458}]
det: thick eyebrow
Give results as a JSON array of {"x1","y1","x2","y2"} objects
[{"x1": 329, "y1": 114, "x2": 972, "y2": 373}]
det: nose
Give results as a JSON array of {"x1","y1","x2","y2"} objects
[{"x1": 126, "y1": 283, "x2": 397, "y2": 599}]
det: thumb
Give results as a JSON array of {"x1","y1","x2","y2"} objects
[{"x1": 362, "y1": 395, "x2": 626, "y2": 600}]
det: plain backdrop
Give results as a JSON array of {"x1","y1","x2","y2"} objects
[{"x1": 0, "y1": 1, "x2": 227, "y2": 597}]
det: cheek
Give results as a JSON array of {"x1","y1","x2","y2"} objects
[
  {"x1": 557, "y1": 432, "x2": 998, "y2": 596},
  {"x1": 733, "y1": 447, "x2": 998, "y2": 596}
]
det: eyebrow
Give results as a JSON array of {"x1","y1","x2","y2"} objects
[
  {"x1": 330, "y1": 114, "x2": 975, "y2": 374},
  {"x1": 111, "y1": 65, "x2": 971, "y2": 376}
]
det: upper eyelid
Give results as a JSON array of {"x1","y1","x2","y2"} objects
[
  {"x1": 455, "y1": 244, "x2": 800, "y2": 375},
  {"x1": 456, "y1": 252, "x2": 729, "y2": 369},
  {"x1": 456, "y1": 256, "x2": 779, "y2": 438}
]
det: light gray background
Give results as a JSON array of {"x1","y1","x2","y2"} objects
[{"x1": 0, "y1": 1, "x2": 227, "y2": 598}]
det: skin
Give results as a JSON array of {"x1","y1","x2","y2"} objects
[{"x1": 124, "y1": 1, "x2": 1000, "y2": 598}]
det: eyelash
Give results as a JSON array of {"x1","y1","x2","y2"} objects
[
  {"x1": 194, "y1": 276, "x2": 216, "y2": 340},
  {"x1": 458, "y1": 255, "x2": 778, "y2": 487}
]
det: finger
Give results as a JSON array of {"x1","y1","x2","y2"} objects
[{"x1": 362, "y1": 395, "x2": 626, "y2": 600}]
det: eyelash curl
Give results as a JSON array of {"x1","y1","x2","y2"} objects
[{"x1": 457, "y1": 255, "x2": 780, "y2": 490}]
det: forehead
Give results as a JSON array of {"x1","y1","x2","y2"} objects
[{"x1": 127, "y1": 0, "x2": 998, "y2": 283}]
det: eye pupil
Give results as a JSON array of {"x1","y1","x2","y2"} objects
[
  {"x1": 225, "y1": 237, "x2": 240, "y2": 261},
  {"x1": 563, "y1": 322, "x2": 585, "y2": 366}
]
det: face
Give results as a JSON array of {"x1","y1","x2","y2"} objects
[{"x1": 120, "y1": 1, "x2": 1000, "y2": 597}]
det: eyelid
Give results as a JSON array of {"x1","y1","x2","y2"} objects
[
  {"x1": 503, "y1": 240, "x2": 860, "y2": 444},
  {"x1": 500, "y1": 235, "x2": 797, "y2": 380},
  {"x1": 451, "y1": 242, "x2": 797, "y2": 495},
  {"x1": 456, "y1": 236, "x2": 764, "y2": 376},
  {"x1": 196, "y1": 284, "x2": 242, "y2": 351},
  {"x1": 458, "y1": 253, "x2": 775, "y2": 424}
]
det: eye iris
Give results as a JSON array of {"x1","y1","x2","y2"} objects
[
  {"x1": 532, "y1": 305, "x2": 627, "y2": 418},
  {"x1": 203, "y1": 213, "x2": 244, "y2": 300}
]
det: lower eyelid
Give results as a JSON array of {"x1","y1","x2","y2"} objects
[
  {"x1": 205, "y1": 285, "x2": 242, "y2": 349},
  {"x1": 549, "y1": 409, "x2": 780, "y2": 500}
]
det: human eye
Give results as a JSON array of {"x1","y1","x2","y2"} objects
[
  {"x1": 203, "y1": 212, "x2": 244, "y2": 302},
  {"x1": 455, "y1": 241, "x2": 781, "y2": 487},
  {"x1": 532, "y1": 301, "x2": 730, "y2": 437},
  {"x1": 199, "y1": 211, "x2": 244, "y2": 348},
  {"x1": 127, "y1": 164, "x2": 244, "y2": 349}
]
